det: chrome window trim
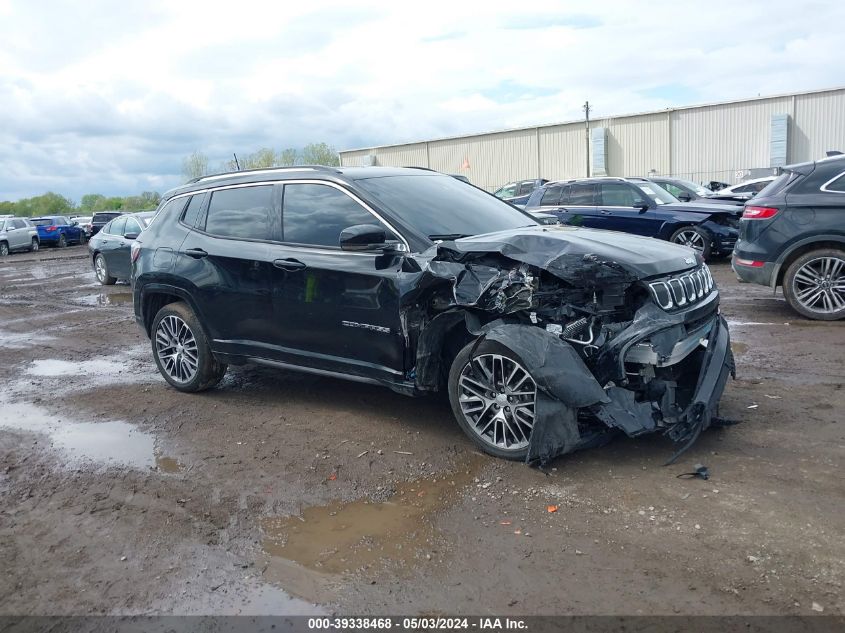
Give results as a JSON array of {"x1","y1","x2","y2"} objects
[
  {"x1": 819, "y1": 169, "x2": 845, "y2": 193},
  {"x1": 172, "y1": 179, "x2": 411, "y2": 253}
]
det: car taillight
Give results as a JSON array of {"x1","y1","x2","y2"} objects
[
  {"x1": 46, "y1": 225, "x2": 57, "y2": 231},
  {"x1": 743, "y1": 206, "x2": 779, "y2": 219},
  {"x1": 131, "y1": 241, "x2": 142, "y2": 263},
  {"x1": 734, "y1": 258, "x2": 765, "y2": 267}
]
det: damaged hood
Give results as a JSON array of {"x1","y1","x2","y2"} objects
[{"x1": 440, "y1": 226, "x2": 700, "y2": 280}]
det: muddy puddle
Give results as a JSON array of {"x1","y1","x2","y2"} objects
[
  {"x1": 731, "y1": 341, "x2": 749, "y2": 355},
  {"x1": 26, "y1": 358, "x2": 128, "y2": 377},
  {"x1": 261, "y1": 465, "x2": 480, "y2": 577},
  {"x1": 75, "y1": 291, "x2": 133, "y2": 307},
  {"x1": 0, "y1": 398, "x2": 180, "y2": 472}
]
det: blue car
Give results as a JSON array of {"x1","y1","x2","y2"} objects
[
  {"x1": 30, "y1": 215, "x2": 86, "y2": 248},
  {"x1": 524, "y1": 177, "x2": 741, "y2": 260}
]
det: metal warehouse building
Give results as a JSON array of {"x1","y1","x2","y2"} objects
[{"x1": 339, "y1": 86, "x2": 845, "y2": 192}]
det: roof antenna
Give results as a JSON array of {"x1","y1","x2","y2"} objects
[{"x1": 233, "y1": 153, "x2": 241, "y2": 170}]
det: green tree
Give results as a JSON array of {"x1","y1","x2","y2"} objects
[
  {"x1": 241, "y1": 148, "x2": 277, "y2": 170},
  {"x1": 300, "y1": 142, "x2": 339, "y2": 166},
  {"x1": 277, "y1": 148, "x2": 299, "y2": 166},
  {"x1": 182, "y1": 150, "x2": 209, "y2": 181},
  {"x1": 79, "y1": 194, "x2": 106, "y2": 212}
]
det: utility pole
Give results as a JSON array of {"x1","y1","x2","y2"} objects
[{"x1": 583, "y1": 101, "x2": 591, "y2": 178}]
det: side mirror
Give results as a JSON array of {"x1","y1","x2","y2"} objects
[
  {"x1": 124, "y1": 232, "x2": 139, "y2": 240},
  {"x1": 677, "y1": 193, "x2": 692, "y2": 202},
  {"x1": 340, "y1": 224, "x2": 394, "y2": 252},
  {"x1": 634, "y1": 200, "x2": 650, "y2": 213}
]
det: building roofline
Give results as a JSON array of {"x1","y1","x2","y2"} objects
[{"x1": 339, "y1": 85, "x2": 845, "y2": 154}]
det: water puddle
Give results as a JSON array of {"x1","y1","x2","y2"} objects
[
  {"x1": 731, "y1": 341, "x2": 749, "y2": 355},
  {"x1": 75, "y1": 292, "x2": 133, "y2": 307},
  {"x1": 26, "y1": 358, "x2": 131, "y2": 377},
  {"x1": 0, "y1": 330, "x2": 57, "y2": 349},
  {"x1": 261, "y1": 467, "x2": 478, "y2": 575},
  {"x1": 155, "y1": 456, "x2": 183, "y2": 473},
  {"x1": 0, "y1": 398, "x2": 156, "y2": 469}
]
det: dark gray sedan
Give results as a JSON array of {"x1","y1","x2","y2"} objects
[{"x1": 88, "y1": 211, "x2": 156, "y2": 285}]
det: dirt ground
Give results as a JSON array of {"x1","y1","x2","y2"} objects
[{"x1": 0, "y1": 246, "x2": 842, "y2": 616}]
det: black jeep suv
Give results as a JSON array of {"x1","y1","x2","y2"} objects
[
  {"x1": 732, "y1": 154, "x2": 845, "y2": 320},
  {"x1": 132, "y1": 166, "x2": 733, "y2": 463}
]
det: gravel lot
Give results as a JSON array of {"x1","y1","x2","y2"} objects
[{"x1": 0, "y1": 246, "x2": 842, "y2": 616}]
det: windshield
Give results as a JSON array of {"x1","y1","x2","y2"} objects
[
  {"x1": 638, "y1": 183, "x2": 678, "y2": 205},
  {"x1": 356, "y1": 174, "x2": 537, "y2": 240},
  {"x1": 676, "y1": 179, "x2": 713, "y2": 196}
]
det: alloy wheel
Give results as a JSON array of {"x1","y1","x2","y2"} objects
[
  {"x1": 0, "y1": 243, "x2": 8, "y2": 256},
  {"x1": 31, "y1": 239, "x2": 39, "y2": 252},
  {"x1": 672, "y1": 229, "x2": 705, "y2": 252},
  {"x1": 95, "y1": 256, "x2": 106, "y2": 282},
  {"x1": 791, "y1": 256, "x2": 845, "y2": 314},
  {"x1": 155, "y1": 315, "x2": 199, "y2": 383},
  {"x1": 457, "y1": 353, "x2": 536, "y2": 452}
]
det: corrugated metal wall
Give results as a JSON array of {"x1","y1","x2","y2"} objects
[{"x1": 339, "y1": 87, "x2": 845, "y2": 190}]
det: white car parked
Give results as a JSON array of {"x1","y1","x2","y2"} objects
[{"x1": 0, "y1": 217, "x2": 40, "y2": 256}]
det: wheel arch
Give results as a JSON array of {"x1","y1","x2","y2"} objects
[
  {"x1": 773, "y1": 236, "x2": 845, "y2": 288},
  {"x1": 140, "y1": 284, "x2": 204, "y2": 338}
]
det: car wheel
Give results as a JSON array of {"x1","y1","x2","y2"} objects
[
  {"x1": 57, "y1": 233, "x2": 67, "y2": 248},
  {"x1": 783, "y1": 248, "x2": 845, "y2": 321},
  {"x1": 0, "y1": 242, "x2": 8, "y2": 257},
  {"x1": 448, "y1": 340, "x2": 537, "y2": 460},
  {"x1": 670, "y1": 226, "x2": 711, "y2": 260},
  {"x1": 151, "y1": 301, "x2": 227, "y2": 392},
  {"x1": 78, "y1": 232, "x2": 87, "y2": 245},
  {"x1": 94, "y1": 253, "x2": 116, "y2": 285},
  {"x1": 30, "y1": 238, "x2": 39, "y2": 252}
]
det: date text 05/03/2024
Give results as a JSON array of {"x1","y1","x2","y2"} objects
[{"x1": 307, "y1": 617, "x2": 528, "y2": 630}]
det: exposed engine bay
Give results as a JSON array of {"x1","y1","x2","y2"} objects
[{"x1": 406, "y1": 227, "x2": 735, "y2": 465}]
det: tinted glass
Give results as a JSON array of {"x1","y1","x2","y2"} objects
[
  {"x1": 13, "y1": 219, "x2": 26, "y2": 229},
  {"x1": 54, "y1": 217, "x2": 67, "y2": 226},
  {"x1": 540, "y1": 186, "x2": 562, "y2": 206},
  {"x1": 638, "y1": 183, "x2": 676, "y2": 204},
  {"x1": 205, "y1": 186, "x2": 273, "y2": 241},
  {"x1": 569, "y1": 184, "x2": 596, "y2": 206},
  {"x1": 601, "y1": 183, "x2": 637, "y2": 206},
  {"x1": 356, "y1": 174, "x2": 536, "y2": 240},
  {"x1": 824, "y1": 172, "x2": 845, "y2": 193},
  {"x1": 124, "y1": 218, "x2": 142, "y2": 235},
  {"x1": 496, "y1": 183, "x2": 518, "y2": 198},
  {"x1": 108, "y1": 217, "x2": 126, "y2": 235},
  {"x1": 283, "y1": 183, "x2": 388, "y2": 247},
  {"x1": 32, "y1": 218, "x2": 51, "y2": 226},
  {"x1": 733, "y1": 183, "x2": 753, "y2": 193},
  {"x1": 181, "y1": 194, "x2": 205, "y2": 227},
  {"x1": 517, "y1": 182, "x2": 534, "y2": 196}
]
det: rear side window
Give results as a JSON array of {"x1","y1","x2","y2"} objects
[
  {"x1": 569, "y1": 184, "x2": 596, "y2": 206},
  {"x1": 282, "y1": 183, "x2": 388, "y2": 248},
  {"x1": 204, "y1": 186, "x2": 274, "y2": 241},
  {"x1": 13, "y1": 219, "x2": 26, "y2": 229},
  {"x1": 124, "y1": 218, "x2": 142, "y2": 235},
  {"x1": 823, "y1": 172, "x2": 845, "y2": 193},
  {"x1": 181, "y1": 193, "x2": 205, "y2": 227},
  {"x1": 540, "y1": 186, "x2": 562, "y2": 206},
  {"x1": 108, "y1": 217, "x2": 126, "y2": 235}
]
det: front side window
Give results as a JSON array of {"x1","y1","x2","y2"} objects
[
  {"x1": 204, "y1": 185, "x2": 274, "y2": 241},
  {"x1": 601, "y1": 183, "x2": 637, "y2": 207},
  {"x1": 13, "y1": 219, "x2": 26, "y2": 229},
  {"x1": 283, "y1": 183, "x2": 389, "y2": 247},
  {"x1": 108, "y1": 217, "x2": 126, "y2": 235},
  {"x1": 637, "y1": 183, "x2": 676, "y2": 205}
]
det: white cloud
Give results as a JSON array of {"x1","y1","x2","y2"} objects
[{"x1": 1, "y1": 0, "x2": 843, "y2": 200}]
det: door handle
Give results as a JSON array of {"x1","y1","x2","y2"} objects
[
  {"x1": 184, "y1": 248, "x2": 208, "y2": 259},
  {"x1": 600, "y1": 210, "x2": 612, "y2": 215},
  {"x1": 273, "y1": 258, "x2": 306, "y2": 271}
]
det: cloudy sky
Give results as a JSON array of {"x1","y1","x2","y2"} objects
[{"x1": 1, "y1": 0, "x2": 843, "y2": 201}]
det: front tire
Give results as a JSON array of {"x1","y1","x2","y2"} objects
[
  {"x1": 94, "y1": 253, "x2": 116, "y2": 285},
  {"x1": 448, "y1": 340, "x2": 537, "y2": 460},
  {"x1": 670, "y1": 226, "x2": 712, "y2": 261},
  {"x1": 783, "y1": 248, "x2": 845, "y2": 321},
  {"x1": 151, "y1": 301, "x2": 227, "y2": 392},
  {"x1": 57, "y1": 233, "x2": 67, "y2": 248}
]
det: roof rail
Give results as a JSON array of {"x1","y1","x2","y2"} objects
[
  {"x1": 402, "y1": 166, "x2": 438, "y2": 172},
  {"x1": 186, "y1": 165, "x2": 341, "y2": 185}
]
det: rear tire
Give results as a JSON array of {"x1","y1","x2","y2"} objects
[
  {"x1": 0, "y1": 242, "x2": 8, "y2": 257},
  {"x1": 448, "y1": 340, "x2": 537, "y2": 461},
  {"x1": 670, "y1": 226, "x2": 712, "y2": 261},
  {"x1": 783, "y1": 248, "x2": 845, "y2": 321},
  {"x1": 94, "y1": 253, "x2": 116, "y2": 285},
  {"x1": 29, "y1": 238, "x2": 39, "y2": 252},
  {"x1": 151, "y1": 301, "x2": 227, "y2": 392}
]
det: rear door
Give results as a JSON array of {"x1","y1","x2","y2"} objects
[
  {"x1": 266, "y1": 181, "x2": 406, "y2": 382},
  {"x1": 100, "y1": 217, "x2": 127, "y2": 272},
  {"x1": 558, "y1": 183, "x2": 600, "y2": 227},
  {"x1": 178, "y1": 183, "x2": 278, "y2": 356},
  {"x1": 109, "y1": 217, "x2": 142, "y2": 279},
  {"x1": 10, "y1": 219, "x2": 28, "y2": 249}
]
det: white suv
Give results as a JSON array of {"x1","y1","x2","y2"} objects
[{"x1": 0, "y1": 217, "x2": 40, "y2": 256}]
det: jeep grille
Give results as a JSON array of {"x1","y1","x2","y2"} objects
[{"x1": 648, "y1": 265, "x2": 714, "y2": 310}]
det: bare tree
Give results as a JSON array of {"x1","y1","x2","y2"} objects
[
  {"x1": 277, "y1": 148, "x2": 299, "y2": 166},
  {"x1": 182, "y1": 150, "x2": 209, "y2": 181}
]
